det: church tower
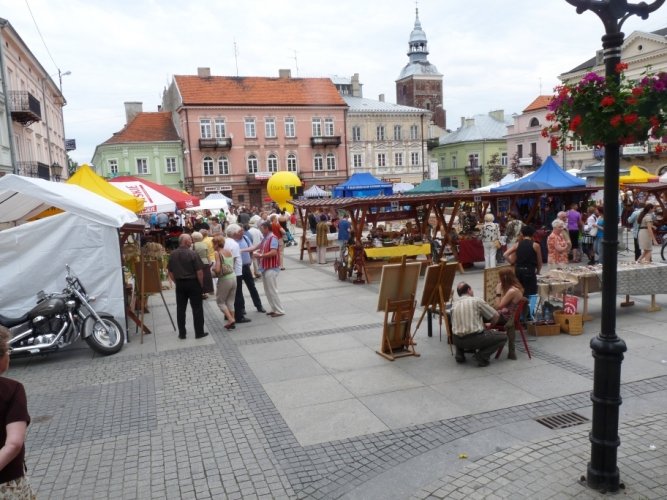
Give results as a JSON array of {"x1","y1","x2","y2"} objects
[{"x1": 396, "y1": 8, "x2": 445, "y2": 128}]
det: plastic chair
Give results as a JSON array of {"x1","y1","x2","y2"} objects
[{"x1": 495, "y1": 297, "x2": 532, "y2": 359}]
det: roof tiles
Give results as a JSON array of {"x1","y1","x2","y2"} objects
[
  {"x1": 104, "y1": 112, "x2": 180, "y2": 144},
  {"x1": 523, "y1": 96, "x2": 552, "y2": 113},
  {"x1": 173, "y1": 75, "x2": 347, "y2": 107}
]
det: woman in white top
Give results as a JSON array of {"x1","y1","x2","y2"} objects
[{"x1": 480, "y1": 213, "x2": 501, "y2": 269}]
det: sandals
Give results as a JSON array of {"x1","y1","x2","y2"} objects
[{"x1": 224, "y1": 323, "x2": 236, "y2": 330}]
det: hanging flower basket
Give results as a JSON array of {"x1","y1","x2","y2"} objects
[{"x1": 543, "y1": 63, "x2": 667, "y2": 153}]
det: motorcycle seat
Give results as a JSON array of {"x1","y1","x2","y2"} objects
[{"x1": 0, "y1": 312, "x2": 29, "y2": 328}]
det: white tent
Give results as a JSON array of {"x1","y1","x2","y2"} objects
[
  {"x1": 392, "y1": 182, "x2": 414, "y2": 194},
  {"x1": 185, "y1": 193, "x2": 230, "y2": 213},
  {"x1": 303, "y1": 185, "x2": 330, "y2": 198},
  {"x1": 0, "y1": 175, "x2": 138, "y2": 326},
  {"x1": 660, "y1": 171, "x2": 667, "y2": 183},
  {"x1": 473, "y1": 172, "x2": 521, "y2": 193},
  {"x1": 108, "y1": 178, "x2": 176, "y2": 213}
]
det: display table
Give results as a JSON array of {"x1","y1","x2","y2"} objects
[
  {"x1": 547, "y1": 262, "x2": 667, "y2": 319},
  {"x1": 305, "y1": 233, "x2": 340, "y2": 264},
  {"x1": 457, "y1": 239, "x2": 484, "y2": 266},
  {"x1": 364, "y1": 243, "x2": 431, "y2": 259},
  {"x1": 536, "y1": 276, "x2": 579, "y2": 301}
]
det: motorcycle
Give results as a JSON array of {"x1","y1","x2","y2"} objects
[{"x1": 0, "y1": 265, "x2": 124, "y2": 357}]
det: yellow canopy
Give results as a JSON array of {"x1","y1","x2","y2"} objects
[
  {"x1": 619, "y1": 165, "x2": 659, "y2": 184},
  {"x1": 68, "y1": 164, "x2": 144, "y2": 212}
]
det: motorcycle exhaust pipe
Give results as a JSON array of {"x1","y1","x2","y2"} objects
[{"x1": 10, "y1": 321, "x2": 69, "y2": 354}]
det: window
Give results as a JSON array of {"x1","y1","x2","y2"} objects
[
  {"x1": 326, "y1": 153, "x2": 336, "y2": 170},
  {"x1": 312, "y1": 118, "x2": 322, "y2": 136},
  {"x1": 313, "y1": 153, "x2": 324, "y2": 171},
  {"x1": 244, "y1": 118, "x2": 256, "y2": 138},
  {"x1": 529, "y1": 117, "x2": 540, "y2": 127},
  {"x1": 452, "y1": 155, "x2": 457, "y2": 169},
  {"x1": 411, "y1": 152, "x2": 420, "y2": 166},
  {"x1": 501, "y1": 152, "x2": 508, "y2": 167},
  {"x1": 410, "y1": 124, "x2": 419, "y2": 140},
  {"x1": 218, "y1": 156, "x2": 229, "y2": 175},
  {"x1": 353, "y1": 154, "x2": 363, "y2": 168},
  {"x1": 165, "y1": 157, "x2": 177, "y2": 173},
  {"x1": 352, "y1": 126, "x2": 361, "y2": 141},
  {"x1": 377, "y1": 153, "x2": 386, "y2": 167},
  {"x1": 287, "y1": 153, "x2": 297, "y2": 172},
  {"x1": 267, "y1": 154, "x2": 278, "y2": 172},
  {"x1": 469, "y1": 153, "x2": 479, "y2": 167},
  {"x1": 393, "y1": 125, "x2": 402, "y2": 141},
  {"x1": 136, "y1": 158, "x2": 148, "y2": 175},
  {"x1": 394, "y1": 152, "x2": 403, "y2": 167},
  {"x1": 203, "y1": 156, "x2": 214, "y2": 176},
  {"x1": 200, "y1": 119, "x2": 212, "y2": 139},
  {"x1": 517, "y1": 145, "x2": 523, "y2": 158},
  {"x1": 284, "y1": 117, "x2": 295, "y2": 138},
  {"x1": 247, "y1": 155, "x2": 258, "y2": 173},
  {"x1": 376, "y1": 125, "x2": 385, "y2": 141},
  {"x1": 265, "y1": 118, "x2": 276, "y2": 138},
  {"x1": 324, "y1": 118, "x2": 334, "y2": 136},
  {"x1": 530, "y1": 142, "x2": 537, "y2": 157},
  {"x1": 108, "y1": 159, "x2": 118, "y2": 175},
  {"x1": 214, "y1": 119, "x2": 226, "y2": 138}
]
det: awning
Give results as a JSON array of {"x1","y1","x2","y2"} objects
[{"x1": 109, "y1": 176, "x2": 200, "y2": 213}]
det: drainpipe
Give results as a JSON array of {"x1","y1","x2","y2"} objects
[
  {"x1": 184, "y1": 108, "x2": 194, "y2": 192},
  {"x1": 0, "y1": 22, "x2": 18, "y2": 174},
  {"x1": 41, "y1": 77, "x2": 53, "y2": 169},
  {"x1": 420, "y1": 113, "x2": 426, "y2": 180}
]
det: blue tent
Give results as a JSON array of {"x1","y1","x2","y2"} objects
[
  {"x1": 332, "y1": 173, "x2": 392, "y2": 198},
  {"x1": 491, "y1": 156, "x2": 585, "y2": 192}
]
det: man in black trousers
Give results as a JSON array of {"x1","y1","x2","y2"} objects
[
  {"x1": 227, "y1": 224, "x2": 266, "y2": 324},
  {"x1": 167, "y1": 233, "x2": 208, "y2": 339}
]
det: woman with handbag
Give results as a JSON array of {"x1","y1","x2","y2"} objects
[
  {"x1": 480, "y1": 213, "x2": 501, "y2": 269},
  {"x1": 212, "y1": 236, "x2": 237, "y2": 330}
]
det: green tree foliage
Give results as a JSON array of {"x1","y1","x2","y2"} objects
[{"x1": 486, "y1": 153, "x2": 504, "y2": 183}]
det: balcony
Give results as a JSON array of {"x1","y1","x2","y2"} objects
[
  {"x1": 464, "y1": 166, "x2": 483, "y2": 177},
  {"x1": 17, "y1": 161, "x2": 51, "y2": 180},
  {"x1": 310, "y1": 136, "x2": 341, "y2": 147},
  {"x1": 199, "y1": 137, "x2": 232, "y2": 150},
  {"x1": 426, "y1": 138, "x2": 440, "y2": 150},
  {"x1": 8, "y1": 91, "x2": 42, "y2": 125}
]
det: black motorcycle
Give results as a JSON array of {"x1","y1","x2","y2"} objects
[{"x1": 0, "y1": 265, "x2": 124, "y2": 356}]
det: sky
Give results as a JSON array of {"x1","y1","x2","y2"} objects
[{"x1": 1, "y1": 0, "x2": 666, "y2": 165}]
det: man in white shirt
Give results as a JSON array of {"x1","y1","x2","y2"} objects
[{"x1": 247, "y1": 221, "x2": 263, "y2": 278}]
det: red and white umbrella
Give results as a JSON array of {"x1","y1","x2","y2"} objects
[{"x1": 109, "y1": 176, "x2": 199, "y2": 214}]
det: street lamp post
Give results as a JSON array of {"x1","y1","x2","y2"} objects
[{"x1": 564, "y1": 0, "x2": 665, "y2": 493}]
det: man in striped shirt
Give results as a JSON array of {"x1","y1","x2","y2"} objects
[
  {"x1": 255, "y1": 221, "x2": 285, "y2": 317},
  {"x1": 450, "y1": 282, "x2": 505, "y2": 367}
]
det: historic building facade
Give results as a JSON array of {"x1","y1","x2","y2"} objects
[
  {"x1": 395, "y1": 8, "x2": 445, "y2": 129},
  {"x1": 0, "y1": 18, "x2": 68, "y2": 180},
  {"x1": 431, "y1": 111, "x2": 511, "y2": 190},
  {"x1": 92, "y1": 102, "x2": 183, "y2": 190},
  {"x1": 505, "y1": 96, "x2": 565, "y2": 170},
  {"x1": 344, "y1": 94, "x2": 431, "y2": 184},
  {"x1": 559, "y1": 27, "x2": 667, "y2": 176},
  {"x1": 161, "y1": 68, "x2": 348, "y2": 207}
]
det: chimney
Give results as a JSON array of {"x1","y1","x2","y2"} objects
[
  {"x1": 489, "y1": 109, "x2": 505, "y2": 122},
  {"x1": 378, "y1": 93, "x2": 385, "y2": 102},
  {"x1": 351, "y1": 73, "x2": 362, "y2": 97},
  {"x1": 197, "y1": 67, "x2": 211, "y2": 78},
  {"x1": 279, "y1": 69, "x2": 291, "y2": 79},
  {"x1": 460, "y1": 116, "x2": 466, "y2": 127},
  {"x1": 464, "y1": 118, "x2": 475, "y2": 127},
  {"x1": 124, "y1": 102, "x2": 143, "y2": 124}
]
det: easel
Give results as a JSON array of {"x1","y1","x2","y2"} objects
[
  {"x1": 376, "y1": 257, "x2": 421, "y2": 361},
  {"x1": 135, "y1": 258, "x2": 175, "y2": 343},
  {"x1": 413, "y1": 262, "x2": 457, "y2": 353}
]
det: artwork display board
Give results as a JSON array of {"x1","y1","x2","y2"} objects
[
  {"x1": 376, "y1": 261, "x2": 422, "y2": 312},
  {"x1": 483, "y1": 264, "x2": 512, "y2": 304},
  {"x1": 420, "y1": 262, "x2": 458, "y2": 308}
]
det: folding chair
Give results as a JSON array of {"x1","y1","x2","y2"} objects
[{"x1": 495, "y1": 297, "x2": 532, "y2": 359}]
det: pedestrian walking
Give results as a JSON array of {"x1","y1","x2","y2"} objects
[{"x1": 255, "y1": 221, "x2": 285, "y2": 317}]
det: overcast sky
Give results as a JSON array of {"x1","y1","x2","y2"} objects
[{"x1": 1, "y1": 0, "x2": 665, "y2": 165}]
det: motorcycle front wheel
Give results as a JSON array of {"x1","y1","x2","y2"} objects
[{"x1": 85, "y1": 317, "x2": 124, "y2": 355}]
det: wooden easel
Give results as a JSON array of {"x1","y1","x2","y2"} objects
[
  {"x1": 135, "y1": 258, "x2": 175, "y2": 343},
  {"x1": 413, "y1": 262, "x2": 457, "y2": 352},
  {"x1": 376, "y1": 256, "x2": 420, "y2": 361}
]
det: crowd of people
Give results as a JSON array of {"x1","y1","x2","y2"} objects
[{"x1": 161, "y1": 205, "x2": 297, "y2": 339}]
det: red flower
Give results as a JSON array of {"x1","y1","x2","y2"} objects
[
  {"x1": 566, "y1": 144, "x2": 573, "y2": 151},
  {"x1": 546, "y1": 113, "x2": 555, "y2": 121},
  {"x1": 610, "y1": 115, "x2": 622, "y2": 127},
  {"x1": 632, "y1": 87, "x2": 644, "y2": 96},
  {"x1": 550, "y1": 136, "x2": 559, "y2": 150},
  {"x1": 600, "y1": 96, "x2": 615, "y2": 107},
  {"x1": 649, "y1": 116, "x2": 661, "y2": 128},
  {"x1": 623, "y1": 114, "x2": 639, "y2": 126},
  {"x1": 655, "y1": 144, "x2": 665, "y2": 154},
  {"x1": 569, "y1": 115, "x2": 583, "y2": 131},
  {"x1": 615, "y1": 62, "x2": 628, "y2": 73},
  {"x1": 541, "y1": 128, "x2": 549, "y2": 138},
  {"x1": 626, "y1": 97, "x2": 637, "y2": 105}
]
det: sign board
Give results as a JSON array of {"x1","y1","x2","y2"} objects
[
  {"x1": 622, "y1": 144, "x2": 648, "y2": 155},
  {"x1": 473, "y1": 195, "x2": 482, "y2": 202},
  {"x1": 64, "y1": 139, "x2": 77, "y2": 151}
]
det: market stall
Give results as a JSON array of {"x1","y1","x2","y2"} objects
[{"x1": 109, "y1": 176, "x2": 200, "y2": 213}]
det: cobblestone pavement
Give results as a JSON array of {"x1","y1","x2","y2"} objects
[{"x1": 7, "y1": 245, "x2": 667, "y2": 499}]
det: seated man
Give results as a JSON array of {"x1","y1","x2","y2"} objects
[{"x1": 450, "y1": 281, "x2": 507, "y2": 367}]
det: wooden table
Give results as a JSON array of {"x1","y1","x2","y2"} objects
[
  {"x1": 362, "y1": 243, "x2": 431, "y2": 283},
  {"x1": 456, "y1": 239, "x2": 484, "y2": 266}
]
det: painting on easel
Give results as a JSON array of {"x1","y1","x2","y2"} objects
[{"x1": 376, "y1": 261, "x2": 422, "y2": 312}]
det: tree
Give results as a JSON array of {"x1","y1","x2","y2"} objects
[
  {"x1": 509, "y1": 151, "x2": 543, "y2": 178},
  {"x1": 67, "y1": 155, "x2": 78, "y2": 177},
  {"x1": 509, "y1": 151, "x2": 523, "y2": 178},
  {"x1": 486, "y1": 153, "x2": 504, "y2": 182}
]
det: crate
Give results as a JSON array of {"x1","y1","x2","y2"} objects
[
  {"x1": 554, "y1": 311, "x2": 584, "y2": 335},
  {"x1": 527, "y1": 322, "x2": 561, "y2": 337}
]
